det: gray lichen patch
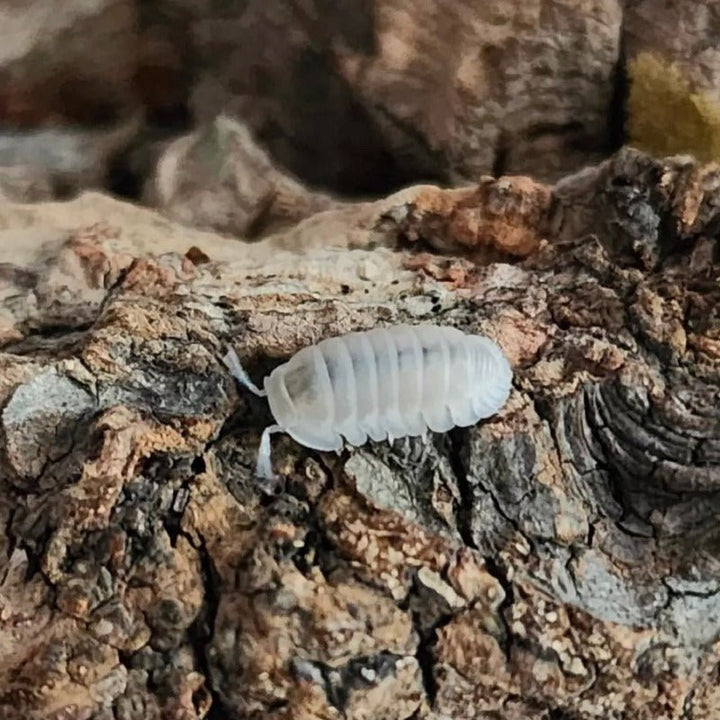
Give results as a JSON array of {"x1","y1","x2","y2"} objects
[
  {"x1": 2, "y1": 367, "x2": 97, "y2": 482},
  {"x1": 344, "y1": 446, "x2": 461, "y2": 542}
]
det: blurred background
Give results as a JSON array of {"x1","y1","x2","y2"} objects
[{"x1": 0, "y1": 0, "x2": 716, "y2": 236}]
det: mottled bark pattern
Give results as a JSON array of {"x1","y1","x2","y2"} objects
[{"x1": 1, "y1": 149, "x2": 719, "y2": 719}]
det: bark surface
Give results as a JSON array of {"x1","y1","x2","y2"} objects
[{"x1": 1, "y1": 148, "x2": 720, "y2": 719}]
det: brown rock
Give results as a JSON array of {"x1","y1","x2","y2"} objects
[
  {"x1": 152, "y1": 0, "x2": 622, "y2": 191},
  {"x1": 148, "y1": 116, "x2": 343, "y2": 238},
  {"x1": 0, "y1": 166, "x2": 53, "y2": 203},
  {"x1": 0, "y1": 117, "x2": 142, "y2": 196},
  {"x1": 0, "y1": 0, "x2": 139, "y2": 126}
]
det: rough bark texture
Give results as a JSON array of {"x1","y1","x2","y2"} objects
[{"x1": 1, "y1": 147, "x2": 719, "y2": 719}]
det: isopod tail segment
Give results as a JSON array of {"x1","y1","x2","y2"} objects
[{"x1": 223, "y1": 348, "x2": 281, "y2": 481}]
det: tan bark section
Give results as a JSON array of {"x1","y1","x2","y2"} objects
[{"x1": 1, "y1": 148, "x2": 720, "y2": 718}]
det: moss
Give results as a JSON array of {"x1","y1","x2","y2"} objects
[{"x1": 628, "y1": 51, "x2": 720, "y2": 161}]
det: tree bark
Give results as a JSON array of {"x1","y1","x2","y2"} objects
[{"x1": 1, "y1": 147, "x2": 719, "y2": 719}]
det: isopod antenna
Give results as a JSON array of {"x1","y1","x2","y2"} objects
[{"x1": 223, "y1": 348, "x2": 282, "y2": 481}]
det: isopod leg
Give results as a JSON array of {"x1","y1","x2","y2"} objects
[
  {"x1": 223, "y1": 348, "x2": 267, "y2": 397},
  {"x1": 257, "y1": 424, "x2": 284, "y2": 484}
]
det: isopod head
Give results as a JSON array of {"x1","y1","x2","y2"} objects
[{"x1": 265, "y1": 347, "x2": 344, "y2": 452}]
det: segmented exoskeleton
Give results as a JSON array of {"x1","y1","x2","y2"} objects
[{"x1": 224, "y1": 324, "x2": 513, "y2": 480}]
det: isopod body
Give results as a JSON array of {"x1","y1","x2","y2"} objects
[{"x1": 224, "y1": 324, "x2": 513, "y2": 480}]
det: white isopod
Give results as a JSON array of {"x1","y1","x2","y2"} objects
[{"x1": 224, "y1": 324, "x2": 513, "y2": 481}]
